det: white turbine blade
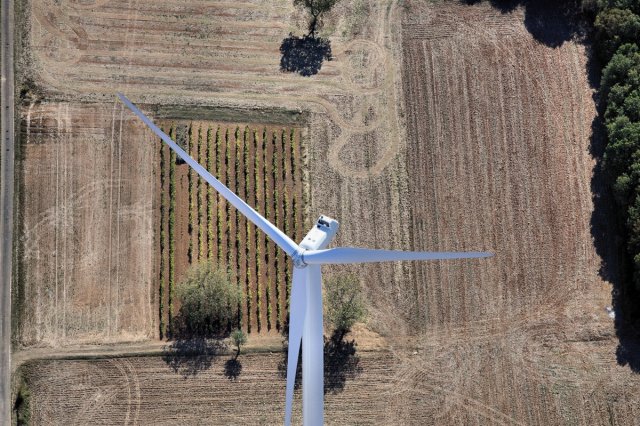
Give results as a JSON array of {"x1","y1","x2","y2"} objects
[
  {"x1": 302, "y1": 247, "x2": 493, "y2": 265},
  {"x1": 285, "y1": 268, "x2": 307, "y2": 426},
  {"x1": 117, "y1": 93, "x2": 299, "y2": 257}
]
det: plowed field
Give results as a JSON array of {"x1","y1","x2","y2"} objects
[{"x1": 20, "y1": 352, "x2": 395, "y2": 425}]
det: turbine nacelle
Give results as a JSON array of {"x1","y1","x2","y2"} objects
[{"x1": 293, "y1": 215, "x2": 339, "y2": 268}]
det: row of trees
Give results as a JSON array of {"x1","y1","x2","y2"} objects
[{"x1": 593, "y1": 1, "x2": 640, "y2": 300}]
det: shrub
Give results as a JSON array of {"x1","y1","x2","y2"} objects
[
  {"x1": 230, "y1": 328, "x2": 247, "y2": 358},
  {"x1": 14, "y1": 380, "x2": 31, "y2": 426},
  {"x1": 324, "y1": 274, "x2": 367, "y2": 340}
]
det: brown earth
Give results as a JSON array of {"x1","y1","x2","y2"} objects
[
  {"x1": 16, "y1": 341, "x2": 640, "y2": 425},
  {"x1": 12, "y1": 0, "x2": 640, "y2": 423},
  {"x1": 19, "y1": 350, "x2": 395, "y2": 425}
]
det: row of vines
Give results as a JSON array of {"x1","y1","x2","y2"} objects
[{"x1": 158, "y1": 122, "x2": 307, "y2": 336}]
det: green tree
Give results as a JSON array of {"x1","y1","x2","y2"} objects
[
  {"x1": 230, "y1": 328, "x2": 247, "y2": 358},
  {"x1": 597, "y1": 0, "x2": 640, "y2": 15},
  {"x1": 324, "y1": 274, "x2": 367, "y2": 341},
  {"x1": 175, "y1": 262, "x2": 243, "y2": 338},
  {"x1": 595, "y1": 8, "x2": 640, "y2": 61},
  {"x1": 604, "y1": 116, "x2": 640, "y2": 179},
  {"x1": 294, "y1": 0, "x2": 340, "y2": 36},
  {"x1": 601, "y1": 43, "x2": 640, "y2": 99}
]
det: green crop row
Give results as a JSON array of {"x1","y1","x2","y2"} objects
[
  {"x1": 208, "y1": 128, "x2": 216, "y2": 259},
  {"x1": 272, "y1": 131, "x2": 282, "y2": 330},
  {"x1": 168, "y1": 125, "x2": 176, "y2": 336},
  {"x1": 198, "y1": 129, "x2": 207, "y2": 260},
  {"x1": 159, "y1": 137, "x2": 166, "y2": 338},
  {"x1": 187, "y1": 124, "x2": 194, "y2": 264},
  {"x1": 254, "y1": 130, "x2": 263, "y2": 331},
  {"x1": 235, "y1": 127, "x2": 243, "y2": 328}
]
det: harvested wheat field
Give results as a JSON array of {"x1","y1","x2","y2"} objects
[
  {"x1": 10, "y1": 0, "x2": 640, "y2": 424},
  {"x1": 15, "y1": 102, "x2": 158, "y2": 347}
]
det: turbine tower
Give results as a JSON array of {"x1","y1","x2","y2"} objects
[{"x1": 117, "y1": 93, "x2": 493, "y2": 426}]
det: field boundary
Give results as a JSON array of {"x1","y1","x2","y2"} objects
[{"x1": 12, "y1": 340, "x2": 390, "y2": 371}]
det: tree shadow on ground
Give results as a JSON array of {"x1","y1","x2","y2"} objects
[
  {"x1": 162, "y1": 337, "x2": 227, "y2": 378},
  {"x1": 277, "y1": 329, "x2": 362, "y2": 393},
  {"x1": 324, "y1": 331, "x2": 362, "y2": 394},
  {"x1": 586, "y1": 39, "x2": 640, "y2": 372},
  {"x1": 591, "y1": 108, "x2": 640, "y2": 373},
  {"x1": 162, "y1": 314, "x2": 230, "y2": 378},
  {"x1": 280, "y1": 33, "x2": 332, "y2": 77},
  {"x1": 461, "y1": 0, "x2": 587, "y2": 48},
  {"x1": 224, "y1": 358, "x2": 243, "y2": 381}
]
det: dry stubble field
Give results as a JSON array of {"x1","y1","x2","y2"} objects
[
  {"x1": 13, "y1": 0, "x2": 640, "y2": 424},
  {"x1": 15, "y1": 102, "x2": 157, "y2": 346}
]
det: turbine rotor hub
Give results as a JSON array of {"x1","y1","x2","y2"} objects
[{"x1": 292, "y1": 248, "x2": 307, "y2": 269}]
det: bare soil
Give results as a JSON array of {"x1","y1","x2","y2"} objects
[{"x1": 19, "y1": 351, "x2": 395, "y2": 425}]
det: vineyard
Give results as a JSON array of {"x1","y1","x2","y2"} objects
[{"x1": 157, "y1": 122, "x2": 307, "y2": 336}]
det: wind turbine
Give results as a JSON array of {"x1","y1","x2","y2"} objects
[{"x1": 117, "y1": 93, "x2": 493, "y2": 426}]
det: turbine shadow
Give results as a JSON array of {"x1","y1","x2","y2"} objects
[{"x1": 277, "y1": 327, "x2": 362, "y2": 393}]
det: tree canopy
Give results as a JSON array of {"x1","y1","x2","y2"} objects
[
  {"x1": 174, "y1": 262, "x2": 243, "y2": 338},
  {"x1": 324, "y1": 274, "x2": 367, "y2": 340},
  {"x1": 595, "y1": 8, "x2": 640, "y2": 61},
  {"x1": 230, "y1": 328, "x2": 247, "y2": 358},
  {"x1": 294, "y1": 0, "x2": 340, "y2": 35}
]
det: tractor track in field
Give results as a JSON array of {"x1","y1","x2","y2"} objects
[{"x1": 27, "y1": 0, "x2": 404, "y2": 180}]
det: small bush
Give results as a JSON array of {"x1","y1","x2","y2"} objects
[
  {"x1": 324, "y1": 274, "x2": 367, "y2": 340},
  {"x1": 14, "y1": 380, "x2": 31, "y2": 426},
  {"x1": 231, "y1": 328, "x2": 247, "y2": 358}
]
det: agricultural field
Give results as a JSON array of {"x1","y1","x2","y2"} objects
[
  {"x1": 18, "y1": 351, "x2": 394, "y2": 425},
  {"x1": 14, "y1": 102, "x2": 158, "y2": 347},
  {"x1": 157, "y1": 121, "x2": 306, "y2": 336},
  {"x1": 15, "y1": 0, "x2": 399, "y2": 345},
  {"x1": 10, "y1": 0, "x2": 640, "y2": 424}
]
